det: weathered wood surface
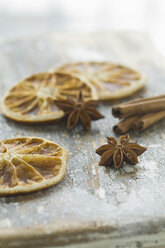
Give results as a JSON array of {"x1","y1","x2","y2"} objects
[{"x1": 0, "y1": 31, "x2": 165, "y2": 248}]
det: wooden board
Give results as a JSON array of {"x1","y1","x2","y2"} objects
[{"x1": 0, "y1": 31, "x2": 165, "y2": 248}]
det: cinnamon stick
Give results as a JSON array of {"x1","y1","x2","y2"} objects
[
  {"x1": 112, "y1": 96, "x2": 165, "y2": 118},
  {"x1": 122, "y1": 94, "x2": 165, "y2": 105},
  {"x1": 113, "y1": 116, "x2": 139, "y2": 134},
  {"x1": 133, "y1": 111, "x2": 165, "y2": 131}
]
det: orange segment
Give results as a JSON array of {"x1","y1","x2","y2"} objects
[
  {"x1": 56, "y1": 62, "x2": 146, "y2": 100},
  {"x1": 0, "y1": 137, "x2": 68, "y2": 195},
  {"x1": 1, "y1": 72, "x2": 97, "y2": 123}
]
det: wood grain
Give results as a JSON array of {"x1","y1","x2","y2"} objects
[{"x1": 0, "y1": 31, "x2": 165, "y2": 248}]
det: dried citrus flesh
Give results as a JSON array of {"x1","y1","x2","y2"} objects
[
  {"x1": 1, "y1": 72, "x2": 97, "y2": 123},
  {"x1": 0, "y1": 137, "x2": 68, "y2": 196},
  {"x1": 56, "y1": 62, "x2": 146, "y2": 100}
]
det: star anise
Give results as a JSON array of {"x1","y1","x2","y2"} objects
[
  {"x1": 54, "y1": 91, "x2": 104, "y2": 130},
  {"x1": 96, "y1": 134, "x2": 146, "y2": 169}
]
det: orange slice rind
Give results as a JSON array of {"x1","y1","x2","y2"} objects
[
  {"x1": 1, "y1": 72, "x2": 97, "y2": 123},
  {"x1": 56, "y1": 62, "x2": 146, "y2": 100},
  {"x1": 0, "y1": 137, "x2": 68, "y2": 196}
]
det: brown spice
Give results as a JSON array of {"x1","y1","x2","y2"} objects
[
  {"x1": 54, "y1": 91, "x2": 104, "y2": 130},
  {"x1": 112, "y1": 95, "x2": 165, "y2": 118},
  {"x1": 133, "y1": 111, "x2": 165, "y2": 131},
  {"x1": 112, "y1": 95, "x2": 165, "y2": 134},
  {"x1": 96, "y1": 134, "x2": 146, "y2": 169},
  {"x1": 113, "y1": 116, "x2": 139, "y2": 135}
]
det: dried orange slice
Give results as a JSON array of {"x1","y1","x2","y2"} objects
[
  {"x1": 1, "y1": 72, "x2": 97, "y2": 123},
  {"x1": 56, "y1": 62, "x2": 146, "y2": 100},
  {"x1": 0, "y1": 137, "x2": 68, "y2": 196}
]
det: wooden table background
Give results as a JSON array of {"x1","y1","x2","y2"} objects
[{"x1": 0, "y1": 31, "x2": 165, "y2": 248}]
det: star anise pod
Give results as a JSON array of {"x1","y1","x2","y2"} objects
[
  {"x1": 54, "y1": 91, "x2": 104, "y2": 130},
  {"x1": 96, "y1": 134, "x2": 146, "y2": 169}
]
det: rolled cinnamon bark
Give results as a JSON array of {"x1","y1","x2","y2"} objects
[
  {"x1": 112, "y1": 97, "x2": 165, "y2": 118},
  {"x1": 133, "y1": 111, "x2": 165, "y2": 131},
  {"x1": 122, "y1": 94, "x2": 165, "y2": 105},
  {"x1": 113, "y1": 116, "x2": 139, "y2": 134}
]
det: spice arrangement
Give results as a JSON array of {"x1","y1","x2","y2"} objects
[
  {"x1": 1, "y1": 60, "x2": 163, "y2": 196},
  {"x1": 112, "y1": 95, "x2": 165, "y2": 134}
]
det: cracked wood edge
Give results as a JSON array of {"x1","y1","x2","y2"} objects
[
  {"x1": 0, "y1": 219, "x2": 165, "y2": 248},
  {"x1": 0, "y1": 221, "x2": 115, "y2": 247}
]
